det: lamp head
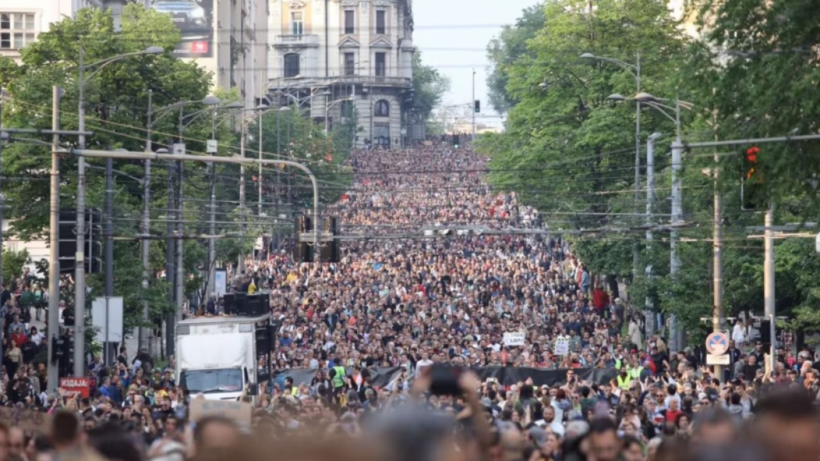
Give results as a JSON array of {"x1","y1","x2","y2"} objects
[
  {"x1": 606, "y1": 94, "x2": 626, "y2": 101},
  {"x1": 226, "y1": 101, "x2": 245, "y2": 109},
  {"x1": 279, "y1": 106, "x2": 292, "y2": 112},
  {"x1": 202, "y1": 95, "x2": 221, "y2": 105},
  {"x1": 144, "y1": 46, "x2": 164, "y2": 55},
  {"x1": 580, "y1": 52, "x2": 596, "y2": 59},
  {"x1": 322, "y1": 90, "x2": 332, "y2": 96},
  {"x1": 633, "y1": 92, "x2": 658, "y2": 103}
]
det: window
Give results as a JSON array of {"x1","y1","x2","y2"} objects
[
  {"x1": 0, "y1": 13, "x2": 36, "y2": 50},
  {"x1": 284, "y1": 53, "x2": 300, "y2": 78},
  {"x1": 374, "y1": 99, "x2": 389, "y2": 117},
  {"x1": 290, "y1": 11, "x2": 303, "y2": 36},
  {"x1": 375, "y1": 52, "x2": 386, "y2": 77},
  {"x1": 344, "y1": 52, "x2": 355, "y2": 76},
  {"x1": 375, "y1": 10, "x2": 386, "y2": 34},
  {"x1": 344, "y1": 10, "x2": 355, "y2": 34}
]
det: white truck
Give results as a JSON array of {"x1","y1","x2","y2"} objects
[{"x1": 175, "y1": 313, "x2": 272, "y2": 401}]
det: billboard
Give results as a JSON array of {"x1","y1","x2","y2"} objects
[{"x1": 150, "y1": 0, "x2": 214, "y2": 58}]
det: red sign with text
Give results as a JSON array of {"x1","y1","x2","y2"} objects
[{"x1": 59, "y1": 377, "x2": 90, "y2": 398}]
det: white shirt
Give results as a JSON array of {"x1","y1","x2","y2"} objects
[{"x1": 415, "y1": 359, "x2": 434, "y2": 377}]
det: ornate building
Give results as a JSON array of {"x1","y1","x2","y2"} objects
[{"x1": 268, "y1": 0, "x2": 416, "y2": 148}]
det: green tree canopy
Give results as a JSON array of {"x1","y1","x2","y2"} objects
[
  {"x1": 0, "y1": 5, "x2": 220, "y2": 332},
  {"x1": 478, "y1": 0, "x2": 687, "y2": 281},
  {"x1": 485, "y1": 3, "x2": 545, "y2": 114},
  {"x1": 411, "y1": 50, "x2": 450, "y2": 126}
]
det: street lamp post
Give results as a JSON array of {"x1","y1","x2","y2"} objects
[
  {"x1": 608, "y1": 92, "x2": 693, "y2": 351},
  {"x1": 75, "y1": 45, "x2": 161, "y2": 375},
  {"x1": 147, "y1": 96, "x2": 220, "y2": 354}
]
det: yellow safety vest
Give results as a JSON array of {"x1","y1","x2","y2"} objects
[
  {"x1": 629, "y1": 367, "x2": 642, "y2": 380},
  {"x1": 617, "y1": 374, "x2": 631, "y2": 391},
  {"x1": 332, "y1": 366, "x2": 346, "y2": 388}
]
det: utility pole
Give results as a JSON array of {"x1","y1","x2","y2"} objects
[
  {"x1": 633, "y1": 52, "x2": 642, "y2": 293},
  {"x1": 276, "y1": 109, "x2": 281, "y2": 251},
  {"x1": 104, "y1": 153, "x2": 113, "y2": 365},
  {"x1": 165, "y1": 146, "x2": 176, "y2": 357},
  {"x1": 471, "y1": 69, "x2": 476, "y2": 142},
  {"x1": 238, "y1": 110, "x2": 246, "y2": 275},
  {"x1": 74, "y1": 48, "x2": 87, "y2": 377},
  {"x1": 711, "y1": 98, "x2": 724, "y2": 380},
  {"x1": 208, "y1": 112, "x2": 217, "y2": 296},
  {"x1": 669, "y1": 133, "x2": 683, "y2": 353},
  {"x1": 645, "y1": 133, "x2": 659, "y2": 319},
  {"x1": 176, "y1": 108, "x2": 184, "y2": 317},
  {"x1": 176, "y1": 150, "x2": 184, "y2": 317},
  {"x1": 764, "y1": 204, "x2": 776, "y2": 371},
  {"x1": 140, "y1": 90, "x2": 152, "y2": 352},
  {"x1": 47, "y1": 86, "x2": 62, "y2": 388},
  {"x1": 258, "y1": 110, "x2": 264, "y2": 218}
]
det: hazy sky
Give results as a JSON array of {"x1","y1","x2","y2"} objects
[{"x1": 412, "y1": 0, "x2": 539, "y2": 122}]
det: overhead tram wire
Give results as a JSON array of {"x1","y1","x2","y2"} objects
[{"x1": 5, "y1": 92, "x2": 710, "y2": 175}]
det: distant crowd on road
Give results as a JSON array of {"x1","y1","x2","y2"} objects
[{"x1": 2, "y1": 143, "x2": 820, "y2": 461}]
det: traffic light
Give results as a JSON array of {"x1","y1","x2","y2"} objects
[
  {"x1": 58, "y1": 209, "x2": 102, "y2": 273},
  {"x1": 741, "y1": 146, "x2": 763, "y2": 210},
  {"x1": 293, "y1": 214, "x2": 313, "y2": 263},
  {"x1": 474, "y1": 100, "x2": 480, "y2": 113},
  {"x1": 319, "y1": 216, "x2": 340, "y2": 263}
]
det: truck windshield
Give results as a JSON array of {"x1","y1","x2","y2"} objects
[{"x1": 180, "y1": 369, "x2": 242, "y2": 394}]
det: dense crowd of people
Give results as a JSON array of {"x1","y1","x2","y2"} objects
[{"x1": 1, "y1": 144, "x2": 819, "y2": 461}]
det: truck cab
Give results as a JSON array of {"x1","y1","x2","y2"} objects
[{"x1": 175, "y1": 313, "x2": 272, "y2": 401}]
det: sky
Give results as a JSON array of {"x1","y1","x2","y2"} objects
[{"x1": 412, "y1": 0, "x2": 539, "y2": 125}]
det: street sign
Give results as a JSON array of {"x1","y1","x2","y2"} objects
[
  {"x1": 816, "y1": 232, "x2": 820, "y2": 253},
  {"x1": 706, "y1": 354, "x2": 730, "y2": 365},
  {"x1": 206, "y1": 139, "x2": 217, "y2": 153},
  {"x1": 173, "y1": 143, "x2": 186, "y2": 156},
  {"x1": 92, "y1": 296, "x2": 124, "y2": 343},
  {"x1": 705, "y1": 331, "x2": 729, "y2": 354}
]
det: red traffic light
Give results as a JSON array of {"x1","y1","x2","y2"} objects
[{"x1": 746, "y1": 146, "x2": 759, "y2": 163}]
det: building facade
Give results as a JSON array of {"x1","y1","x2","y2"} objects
[
  {"x1": 0, "y1": 0, "x2": 102, "y2": 62},
  {"x1": 268, "y1": 0, "x2": 415, "y2": 148},
  {"x1": 0, "y1": 0, "x2": 269, "y2": 111}
]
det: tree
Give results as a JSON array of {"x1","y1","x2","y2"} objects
[
  {"x1": 0, "y1": 5, "x2": 218, "y2": 334},
  {"x1": 684, "y1": 0, "x2": 820, "y2": 217},
  {"x1": 411, "y1": 50, "x2": 450, "y2": 127},
  {"x1": 249, "y1": 106, "x2": 353, "y2": 214},
  {"x1": 486, "y1": 4, "x2": 546, "y2": 114},
  {"x1": 1, "y1": 249, "x2": 30, "y2": 284},
  {"x1": 477, "y1": 0, "x2": 687, "y2": 282}
]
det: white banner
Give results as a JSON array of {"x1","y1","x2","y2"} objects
[
  {"x1": 554, "y1": 336, "x2": 570, "y2": 356},
  {"x1": 503, "y1": 332, "x2": 526, "y2": 347},
  {"x1": 215, "y1": 270, "x2": 227, "y2": 296}
]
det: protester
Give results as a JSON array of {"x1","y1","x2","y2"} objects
[{"x1": 2, "y1": 143, "x2": 819, "y2": 461}]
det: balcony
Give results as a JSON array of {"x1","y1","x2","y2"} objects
[{"x1": 273, "y1": 34, "x2": 320, "y2": 48}]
